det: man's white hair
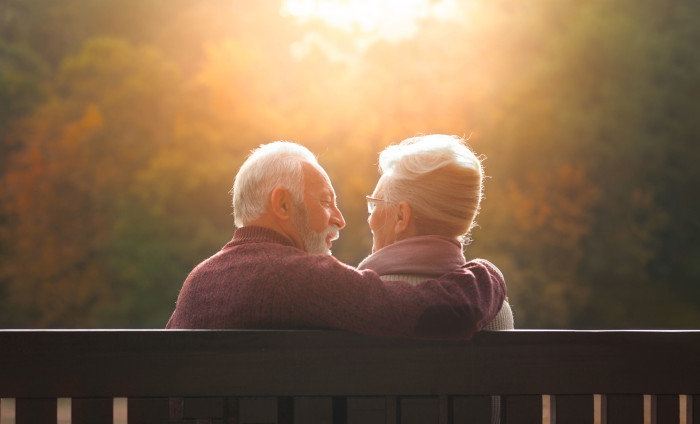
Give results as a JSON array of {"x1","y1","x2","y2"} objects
[
  {"x1": 232, "y1": 141, "x2": 318, "y2": 228},
  {"x1": 378, "y1": 134, "x2": 484, "y2": 239}
]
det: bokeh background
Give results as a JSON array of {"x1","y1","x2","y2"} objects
[{"x1": 1, "y1": 0, "x2": 698, "y2": 329}]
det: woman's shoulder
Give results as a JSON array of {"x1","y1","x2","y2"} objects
[{"x1": 483, "y1": 300, "x2": 515, "y2": 330}]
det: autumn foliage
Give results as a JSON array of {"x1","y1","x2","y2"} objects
[{"x1": 1, "y1": 0, "x2": 699, "y2": 328}]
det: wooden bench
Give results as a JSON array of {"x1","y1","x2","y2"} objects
[{"x1": 1, "y1": 330, "x2": 699, "y2": 423}]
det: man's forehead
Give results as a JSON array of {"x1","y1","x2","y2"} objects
[{"x1": 302, "y1": 162, "x2": 334, "y2": 193}]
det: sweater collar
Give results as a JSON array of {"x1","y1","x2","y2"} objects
[
  {"x1": 227, "y1": 226, "x2": 297, "y2": 249},
  {"x1": 357, "y1": 235, "x2": 466, "y2": 276}
]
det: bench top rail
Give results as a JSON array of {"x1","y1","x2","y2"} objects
[{"x1": 1, "y1": 329, "x2": 700, "y2": 398}]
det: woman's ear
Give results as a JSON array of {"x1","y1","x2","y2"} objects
[
  {"x1": 394, "y1": 201, "x2": 412, "y2": 235},
  {"x1": 270, "y1": 186, "x2": 294, "y2": 221}
]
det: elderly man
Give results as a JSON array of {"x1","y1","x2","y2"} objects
[{"x1": 166, "y1": 141, "x2": 506, "y2": 339}]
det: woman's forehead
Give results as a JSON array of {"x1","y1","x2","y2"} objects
[{"x1": 372, "y1": 175, "x2": 390, "y2": 196}]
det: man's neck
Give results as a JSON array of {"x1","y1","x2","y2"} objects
[{"x1": 246, "y1": 214, "x2": 304, "y2": 251}]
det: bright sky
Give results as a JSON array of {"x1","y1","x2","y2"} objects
[
  {"x1": 282, "y1": 0, "x2": 461, "y2": 40},
  {"x1": 280, "y1": 0, "x2": 465, "y2": 61}
]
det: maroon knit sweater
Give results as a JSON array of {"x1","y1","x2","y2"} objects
[{"x1": 166, "y1": 226, "x2": 506, "y2": 340}]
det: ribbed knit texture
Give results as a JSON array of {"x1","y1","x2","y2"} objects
[{"x1": 166, "y1": 226, "x2": 506, "y2": 340}]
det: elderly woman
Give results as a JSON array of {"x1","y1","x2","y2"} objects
[
  {"x1": 358, "y1": 134, "x2": 512, "y2": 422},
  {"x1": 359, "y1": 134, "x2": 513, "y2": 329}
]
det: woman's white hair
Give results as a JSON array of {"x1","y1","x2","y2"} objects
[
  {"x1": 378, "y1": 134, "x2": 484, "y2": 240},
  {"x1": 232, "y1": 141, "x2": 318, "y2": 228}
]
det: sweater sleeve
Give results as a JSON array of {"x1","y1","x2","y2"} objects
[{"x1": 266, "y1": 252, "x2": 506, "y2": 340}]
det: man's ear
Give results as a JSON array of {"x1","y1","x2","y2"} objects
[
  {"x1": 394, "y1": 201, "x2": 412, "y2": 235},
  {"x1": 270, "y1": 186, "x2": 295, "y2": 220}
]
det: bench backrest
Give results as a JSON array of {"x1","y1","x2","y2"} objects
[{"x1": 1, "y1": 330, "x2": 699, "y2": 423}]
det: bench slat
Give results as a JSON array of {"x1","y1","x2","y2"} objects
[{"x1": 2, "y1": 330, "x2": 700, "y2": 398}]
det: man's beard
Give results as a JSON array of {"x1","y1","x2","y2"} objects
[{"x1": 292, "y1": 202, "x2": 339, "y2": 255}]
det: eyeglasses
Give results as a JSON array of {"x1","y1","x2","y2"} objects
[{"x1": 366, "y1": 195, "x2": 388, "y2": 214}]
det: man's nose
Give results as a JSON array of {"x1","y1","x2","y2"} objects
[{"x1": 331, "y1": 204, "x2": 345, "y2": 230}]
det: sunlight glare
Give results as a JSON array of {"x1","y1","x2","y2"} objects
[{"x1": 282, "y1": 0, "x2": 460, "y2": 41}]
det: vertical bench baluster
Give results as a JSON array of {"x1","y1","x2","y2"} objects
[
  {"x1": 57, "y1": 398, "x2": 70, "y2": 424},
  {"x1": 114, "y1": 397, "x2": 127, "y2": 424},
  {"x1": 0, "y1": 398, "x2": 16, "y2": 424},
  {"x1": 15, "y1": 398, "x2": 57, "y2": 424},
  {"x1": 543, "y1": 395, "x2": 553, "y2": 424}
]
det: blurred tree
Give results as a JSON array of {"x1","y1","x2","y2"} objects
[
  {"x1": 1, "y1": 0, "x2": 699, "y2": 330},
  {"x1": 1, "y1": 37, "x2": 189, "y2": 326},
  {"x1": 479, "y1": 165, "x2": 600, "y2": 327},
  {"x1": 573, "y1": 1, "x2": 700, "y2": 327},
  {"x1": 0, "y1": 42, "x2": 48, "y2": 168},
  {"x1": 468, "y1": 0, "x2": 700, "y2": 328}
]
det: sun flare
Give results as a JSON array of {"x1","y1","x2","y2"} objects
[{"x1": 282, "y1": 0, "x2": 460, "y2": 41}]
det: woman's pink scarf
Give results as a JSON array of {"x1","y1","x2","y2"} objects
[{"x1": 357, "y1": 235, "x2": 466, "y2": 276}]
